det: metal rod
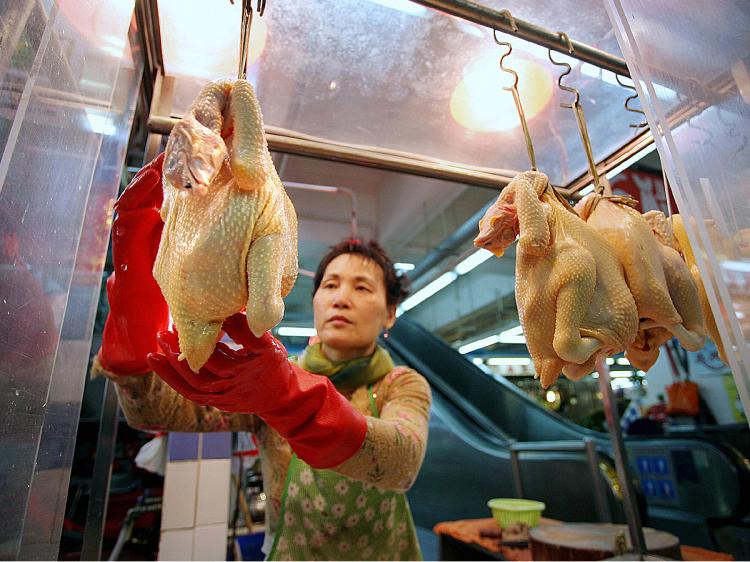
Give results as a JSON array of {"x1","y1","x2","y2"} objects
[
  {"x1": 572, "y1": 104, "x2": 602, "y2": 192},
  {"x1": 509, "y1": 447, "x2": 524, "y2": 498},
  {"x1": 81, "y1": 380, "x2": 120, "y2": 561},
  {"x1": 409, "y1": 0, "x2": 630, "y2": 77},
  {"x1": 284, "y1": 181, "x2": 359, "y2": 237},
  {"x1": 147, "y1": 116, "x2": 516, "y2": 189},
  {"x1": 595, "y1": 357, "x2": 647, "y2": 556},
  {"x1": 584, "y1": 438, "x2": 612, "y2": 523},
  {"x1": 510, "y1": 87, "x2": 537, "y2": 170},
  {"x1": 238, "y1": 0, "x2": 253, "y2": 79}
]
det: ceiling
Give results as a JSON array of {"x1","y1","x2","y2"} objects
[{"x1": 146, "y1": 0, "x2": 673, "y2": 357}]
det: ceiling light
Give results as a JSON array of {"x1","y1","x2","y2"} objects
[
  {"x1": 472, "y1": 357, "x2": 485, "y2": 366},
  {"x1": 394, "y1": 262, "x2": 415, "y2": 271},
  {"x1": 498, "y1": 325, "x2": 525, "y2": 344},
  {"x1": 486, "y1": 357, "x2": 532, "y2": 366},
  {"x1": 454, "y1": 249, "x2": 493, "y2": 275},
  {"x1": 546, "y1": 390, "x2": 557, "y2": 403},
  {"x1": 277, "y1": 326, "x2": 317, "y2": 337},
  {"x1": 459, "y1": 334, "x2": 501, "y2": 355},
  {"x1": 399, "y1": 271, "x2": 458, "y2": 313},
  {"x1": 616, "y1": 357, "x2": 631, "y2": 365},
  {"x1": 450, "y1": 56, "x2": 553, "y2": 132},
  {"x1": 159, "y1": 0, "x2": 268, "y2": 79},
  {"x1": 606, "y1": 357, "x2": 615, "y2": 365},
  {"x1": 85, "y1": 110, "x2": 116, "y2": 136}
]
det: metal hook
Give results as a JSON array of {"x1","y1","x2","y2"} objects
[
  {"x1": 687, "y1": 119, "x2": 714, "y2": 146},
  {"x1": 548, "y1": 33, "x2": 602, "y2": 193},
  {"x1": 717, "y1": 107, "x2": 748, "y2": 158},
  {"x1": 614, "y1": 74, "x2": 648, "y2": 130},
  {"x1": 230, "y1": 0, "x2": 267, "y2": 79},
  {"x1": 499, "y1": 9, "x2": 518, "y2": 33},
  {"x1": 494, "y1": 24, "x2": 536, "y2": 170}
]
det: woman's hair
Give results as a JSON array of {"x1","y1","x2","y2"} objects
[{"x1": 313, "y1": 238, "x2": 410, "y2": 307}]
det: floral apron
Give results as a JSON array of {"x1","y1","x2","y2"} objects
[{"x1": 268, "y1": 386, "x2": 422, "y2": 561}]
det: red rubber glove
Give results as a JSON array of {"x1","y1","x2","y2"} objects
[
  {"x1": 146, "y1": 313, "x2": 368, "y2": 468},
  {"x1": 99, "y1": 153, "x2": 169, "y2": 375}
]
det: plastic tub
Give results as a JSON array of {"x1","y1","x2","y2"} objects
[{"x1": 487, "y1": 498, "x2": 546, "y2": 528}]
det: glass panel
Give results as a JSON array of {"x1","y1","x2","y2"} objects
[
  {"x1": 605, "y1": 0, "x2": 750, "y2": 420},
  {"x1": 158, "y1": 0, "x2": 674, "y2": 186},
  {"x1": 0, "y1": 1, "x2": 138, "y2": 558}
]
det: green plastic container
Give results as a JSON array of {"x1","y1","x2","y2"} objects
[{"x1": 487, "y1": 498, "x2": 546, "y2": 528}]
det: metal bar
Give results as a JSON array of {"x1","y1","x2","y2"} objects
[
  {"x1": 409, "y1": 0, "x2": 630, "y2": 77},
  {"x1": 509, "y1": 447, "x2": 523, "y2": 498},
  {"x1": 144, "y1": 75, "x2": 175, "y2": 164},
  {"x1": 595, "y1": 358, "x2": 647, "y2": 556},
  {"x1": 584, "y1": 438, "x2": 612, "y2": 523},
  {"x1": 148, "y1": 116, "x2": 515, "y2": 189},
  {"x1": 81, "y1": 380, "x2": 120, "y2": 561},
  {"x1": 508, "y1": 441, "x2": 587, "y2": 453}
]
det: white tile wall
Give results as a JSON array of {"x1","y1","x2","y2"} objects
[
  {"x1": 158, "y1": 528, "x2": 194, "y2": 561},
  {"x1": 193, "y1": 523, "x2": 228, "y2": 561},
  {"x1": 195, "y1": 458, "x2": 232, "y2": 526},
  {"x1": 161, "y1": 460, "x2": 198, "y2": 530}
]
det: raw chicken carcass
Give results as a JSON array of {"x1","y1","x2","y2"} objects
[
  {"x1": 474, "y1": 171, "x2": 638, "y2": 388},
  {"x1": 656, "y1": 213, "x2": 727, "y2": 362},
  {"x1": 575, "y1": 195, "x2": 705, "y2": 370},
  {"x1": 154, "y1": 79, "x2": 298, "y2": 372}
]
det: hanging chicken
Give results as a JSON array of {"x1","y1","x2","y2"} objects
[
  {"x1": 473, "y1": 170, "x2": 638, "y2": 388},
  {"x1": 574, "y1": 195, "x2": 705, "y2": 370},
  {"x1": 652, "y1": 213, "x2": 726, "y2": 362},
  {"x1": 154, "y1": 79, "x2": 298, "y2": 372}
]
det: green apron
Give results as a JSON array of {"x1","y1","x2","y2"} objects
[{"x1": 268, "y1": 385, "x2": 423, "y2": 561}]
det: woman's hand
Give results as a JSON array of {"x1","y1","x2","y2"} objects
[
  {"x1": 147, "y1": 312, "x2": 368, "y2": 468},
  {"x1": 99, "y1": 154, "x2": 169, "y2": 375}
]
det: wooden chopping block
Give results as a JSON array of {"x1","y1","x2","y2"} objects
[{"x1": 530, "y1": 523, "x2": 681, "y2": 560}]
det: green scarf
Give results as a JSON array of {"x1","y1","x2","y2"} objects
[{"x1": 299, "y1": 343, "x2": 394, "y2": 391}]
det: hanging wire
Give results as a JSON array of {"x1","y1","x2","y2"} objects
[
  {"x1": 230, "y1": 0, "x2": 267, "y2": 79},
  {"x1": 614, "y1": 74, "x2": 648, "y2": 131},
  {"x1": 493, "y1": 11, "x2": 536, "y2": 170},
  {"x1": 548, "y1": 33, "x2": 603, "y2": 194}
]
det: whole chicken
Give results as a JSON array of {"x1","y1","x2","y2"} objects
[
  {"x1": 473, "y1": 171, "x2": 638, "y2": 388},
  {"x1": 655, "y1": 213, "x2": 726, "y2": 362},
  {"x1": 575, "y1": 195, "x2": 705, "y2": 370},
  {"x1": 154, "y1": 79, "x2": 298, "y2": 372}
]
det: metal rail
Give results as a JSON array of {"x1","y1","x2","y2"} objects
[
  {"x1": 147, "y1": 116, "x2": 517, "y2": 189},
  {"x1": 409, "y1": 0, "x2": 630, "y2": 77}
]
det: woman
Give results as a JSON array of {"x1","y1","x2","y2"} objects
[{"x1": 93, "y1": 154, "x2": 432, "y2": 561}]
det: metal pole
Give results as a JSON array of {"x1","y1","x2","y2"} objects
[
  {"x1": 409, "y1": 0, "x2": 631, "y2": 77},
  {"x1": 584, "y1": 438, "x2": 612, "y2": 523},
  {"x1": 509, "y1": 446, "x2": 524, "y2": 498},
  {"x1": 595, "y1": 358, "x2": 647, "y2": 556},
  {"x1": 81, "y1": 379, "x2": 120, "y2": 561}
]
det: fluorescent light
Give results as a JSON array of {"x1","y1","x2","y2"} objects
[
  {"x1": 85, "y1": 110, "x2": 116, "y2": 136},
  {"x1": 616, "y1": 357, "x2": 631, "y2": 366},
  {"x1": 459, "y1": 334, "x2": 501, "y2": 355},
  {"x1": 277, "y1": 326, "x2": 317, "y2": 337},
  {"x1": 367, "y1": 0, "x2": 428, "y2": 16},
  {"x1": 394, "y1": 262, "x2": 415, "y2": 271},
  {"x1": 486, "y1": 357, "x2": 532, "y2": 366},
  {"x1": 498, "y1": 325, "x2": 525, "y2": 344},
  {"x1": 723, "y1": 260, "x2": 750, "y2": 273},
  {"x1": 546, "y1": 390, "x2": 557, "y2": 403},
  {"x1": 578, "y1": 185, "x2": 595, "y2": 196},
  {"x1": 454, "y1": 249, "x2": 493, "y2": 275},
  {"x1": 472, "y1": 357, "x2": 485, "y2": 366},
  {"x1": 610, "y1": 371, "x2": 633, "y2": 378},
  {"x1": 399, "y1": 271, "x2": 458, "y2": 312},
  {"x1": 605, "y1": 143, "x2": 657, "y2": 180},
  {"x1": 606, "y1": 357, "x2": 615, "y2": 365}
]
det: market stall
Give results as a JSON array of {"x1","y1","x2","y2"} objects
[{"x1": 1, "y1": 0, "x2": 749, "y2": 560}]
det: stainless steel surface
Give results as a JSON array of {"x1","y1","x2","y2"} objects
[
  {"x1": 81, "y1": 381, "x2": 120, "y2": 561},
  {"x1": 409, "y1": 0, "x2": 630, "y2": 76},
  {"x1": 596, "y1": 359, "x2": 647, "y2": 556}
]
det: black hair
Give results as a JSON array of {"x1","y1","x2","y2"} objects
[{"x1": 313, "y1": 238, "x2": 410, "y2": 307}]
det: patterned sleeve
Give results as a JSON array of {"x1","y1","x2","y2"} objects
[
  {"x1": 90, "y1": 355, "x2": 261, "y2": 433},
  {"x1": 331, "y1": 368, "x2": 432, "y2": 492}
]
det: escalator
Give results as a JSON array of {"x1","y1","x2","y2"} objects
[{"x1": 386, "y1": 316, "x2": 750, "y2": 551}]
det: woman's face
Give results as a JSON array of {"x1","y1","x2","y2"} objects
[{"x1": 313, "y1": 253, "x2": 396, "y2": 361}]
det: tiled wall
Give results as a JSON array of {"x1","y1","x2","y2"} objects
[{"x1": 158, "y1": 433, "x2": 232, "y2": 561}]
